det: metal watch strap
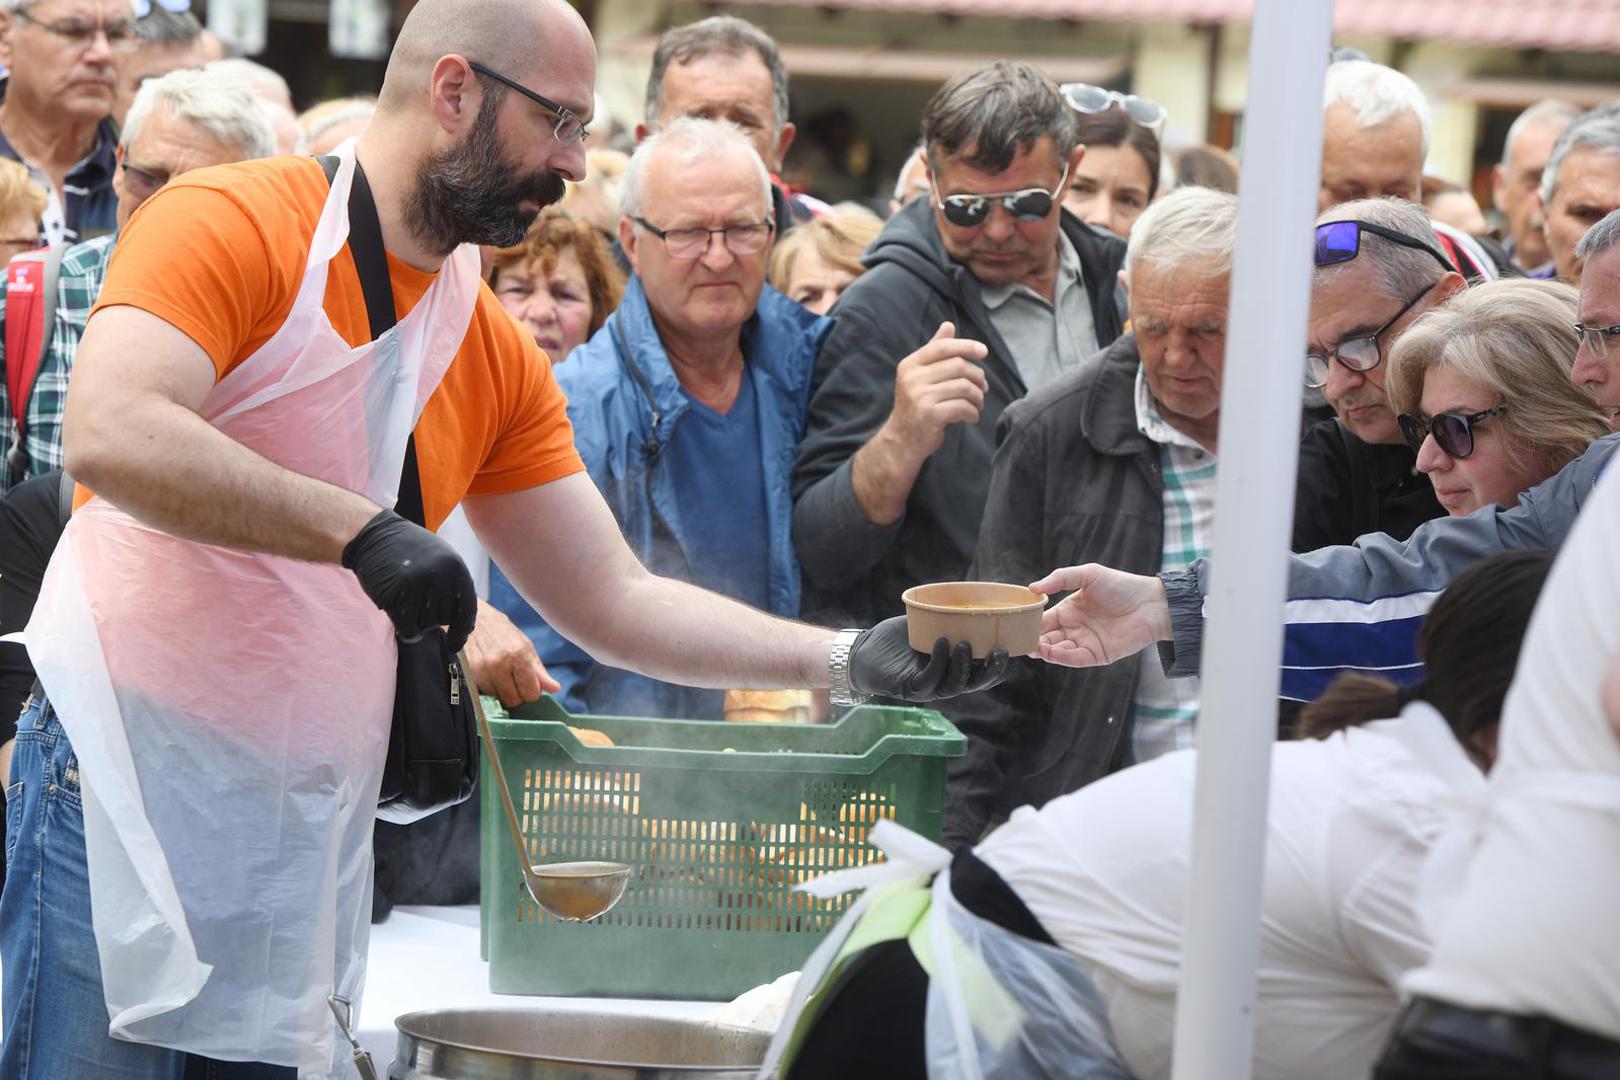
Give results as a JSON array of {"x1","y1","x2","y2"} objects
[{"x1": 828, "y1": 628, "x2": 868, "y2": 707}]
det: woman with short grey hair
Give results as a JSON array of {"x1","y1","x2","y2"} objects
[{"x1": 1387, "y1": 278, "x2": 1611, "y2": 517}]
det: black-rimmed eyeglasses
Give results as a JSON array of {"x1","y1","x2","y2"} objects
[
  {"x1": 1398, "y1": 405, "x2": 1508, "y2": 460},
  {"x1": 1304, "y1": 281, "x2": 1436, "y2": 389},
  {"x1": 467, "y1": 61, "x2": 590, "y2": 146},
  {"x1": 630, "y1": 215, "x2": 775, "y2": 259}
]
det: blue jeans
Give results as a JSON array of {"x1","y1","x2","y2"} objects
[{"x1": 1, "y1": 695, "x2": 294, "y2": 1079}]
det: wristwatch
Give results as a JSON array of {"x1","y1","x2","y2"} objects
[{"x1": 828, "y1": 628, "x2": 869, "y2": 707}]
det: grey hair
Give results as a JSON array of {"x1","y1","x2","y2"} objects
[
  {"x1": 891, "y1": 141, "x2": 927, "y2": 203},
  {"x1": 1324, "y1": 60, "x2": 1432, "y2": 157},
  {"x1": 1315, "y1": 197, "x2": 1448, "y2": 303},
  {"x1": 135, "y1": 7, "x2": 200, "y2": 44},
  {"x1": 1387, "y1": 279, "x2": 1608, "y2": 475},
  {"x1": 645, "y1": 16, "x2": 790, "y2": 136},
  {"x1": 1124, "y1": 185, "x2": 1240, "y2": 278},
  {"x1": 620, "y1": 117, "x2": 771, "y2": 221},
  {"x1": 204, "y1": 57, "x2": 292, "y2": 108},
  {"x1": 304, "y1": 99, "x2": 375, "y2": 146},
  {"x1": 1501, "y1": 99, "x2": 1580, "y2": 169},
  {"x1": 923, "y1": 61, "x2": 1077, "y2": 174},
  {"x1": 1541, "y1": 101, "x2": 1620, "y2": 205},
  {"x1": 122, "y1": 67, "x2": 278, "y2": 161},
  {"x1": 1575, "y1": 207, "x2": 1620, "y2": 260}
]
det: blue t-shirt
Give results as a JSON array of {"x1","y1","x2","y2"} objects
[{"x1": 663, "y1": 372, "x2": 771, "y2": 611}]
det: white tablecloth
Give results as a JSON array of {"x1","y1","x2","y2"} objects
[{"x1": 357, "y1": 905, "x2": 722, "y2": 1070}]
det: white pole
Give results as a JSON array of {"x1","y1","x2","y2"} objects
[{"x1": 1168, "y1": 2, "x2": 1334, "y2": 1079}]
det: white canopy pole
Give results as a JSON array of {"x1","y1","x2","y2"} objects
[{"x1": 1169, "y1": 2, "x2": 1334, "y2": 1078}]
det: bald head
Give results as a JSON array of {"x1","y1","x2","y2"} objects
[
  {"x1": 378, "y1": 0, "x2": 594, "y2": 114},
  {"x1": 358, "y1": 0, "x2": 595, "y2": 267}
]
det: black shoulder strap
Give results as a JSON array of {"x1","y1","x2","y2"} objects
[
  {"x1": 56, "y1": 468, "x2": 75, "y2": 528},
  {"x1": 317, "y1": 154, "x2": 426, "y2": 528}
]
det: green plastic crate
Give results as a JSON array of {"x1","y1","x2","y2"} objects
[{"x1": 477, "y1": 697, "x2": 963, "y2": 1000}]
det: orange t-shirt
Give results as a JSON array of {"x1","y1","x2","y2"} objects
[{"x1": 90, "y1": 155, "x2": 583, "y2": 529}]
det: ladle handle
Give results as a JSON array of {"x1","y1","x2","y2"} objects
[{"x1": 457, "y1": 650, "x2": 544, "y2": 899}]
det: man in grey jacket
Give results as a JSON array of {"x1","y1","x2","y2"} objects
[
  {"x1": 946, "y1": 187, "x2": 1237, "y2": 847},
  {"x1": 791, "y1": 61, "x2": 1125, "y2": 627},
  {"x1": 1033, "y1": 208, "x2": 1620, "y2": 696}
]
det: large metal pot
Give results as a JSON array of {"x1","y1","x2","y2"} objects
[{"x1": 386, "y1": 1007, "x2": 771, "y2": 1079}]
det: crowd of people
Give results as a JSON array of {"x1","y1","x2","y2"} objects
[{"x1": 0, "y1": 0, "x2": 1618, "y2": 1076}]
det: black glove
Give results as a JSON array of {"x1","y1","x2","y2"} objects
[
  {"x1": 342, "y1": 509, "x2": 478, "y2": 652},
  {"x1": 848, "y1": 615, "x2": 1011, "y2": 702}
]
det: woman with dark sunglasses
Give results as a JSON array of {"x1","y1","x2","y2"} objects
[{"x1": 1386, "y1": 279, "x2": 1612, "y2": 517}]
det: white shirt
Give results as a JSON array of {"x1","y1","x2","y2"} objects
[
  {"x1": 976, "y1": 713, "x2": 1469, "y2": 1080},
  {"x1": 1401, "y1": 464, "x2": 1620, "y2": 1039}
]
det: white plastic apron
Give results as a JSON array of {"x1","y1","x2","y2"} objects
[
  {"x1": 26, "y1": 141, "x2": 480, "y2": 1075},
  {"x1": 760, "y1": 821, "x2": 1132, "y2": 1079}
]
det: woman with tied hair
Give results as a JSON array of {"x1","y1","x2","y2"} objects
[
  {"x1": 1063, "y1": 105, "x2": 1162, "y2": 239},
  {"x1": 1387, "y1": 278, "x2": 1612, "y2": 518},
  {"x1": 767, "y1": 204, "x2": 883, "y2": 315},
  {"x1": 487, "y1": 208, "x2": 625, "y2": 363},
  {"x1": 766, "y1": 547, "x2": 1552, "y2": 1080}
]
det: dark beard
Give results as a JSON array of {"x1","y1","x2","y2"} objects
[{"x1": 403, "y1": 90, "x2": 568, "y2": 254}]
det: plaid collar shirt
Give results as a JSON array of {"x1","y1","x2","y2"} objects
[
  {"x1": 0, "y1": 233, "x2": 116, "y2": 495},
  {"x1": 1130, "y1": 367, "x2": 1218, "y2": 763}
]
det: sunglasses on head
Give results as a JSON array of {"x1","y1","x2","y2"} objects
[
  {"x1": 132, "y1": 0, "x2": 190, "y2": 17},
  {"x1": 1061, "y1": 83, "x2": 1167, "y2": 139},
  {"x1": 1315, "y1": 220, "x2": 1456, "y2": 275},
  {"x1": 932, "y1": 162, "x2": 1070, "y2": 229},
  {"x1": 1397, "y1": 404, "x2": 1508, "y2": 459}
]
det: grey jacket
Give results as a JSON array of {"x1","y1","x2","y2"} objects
[
  {"x1": 944, "y1": 335, "x2": 1161, "y2": 848},
  {"x1": 1162, "y1": 431, "x2": 1620, "y2": 698}
]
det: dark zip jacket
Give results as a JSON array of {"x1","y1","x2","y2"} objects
[
  {"x1": 790, "y1": 196, "x2": 1126, "y2": 627},
  {"x1": 943, "y1": 336, "x2": 1159, "y2": 846}
]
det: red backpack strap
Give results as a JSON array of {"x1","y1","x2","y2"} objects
[{"x1": 4, "y1": 247, "x2": 63, "y2": 465}]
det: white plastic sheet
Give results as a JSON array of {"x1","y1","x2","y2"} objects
[{"x1": 27, "y1": 141, "x2": 480, "y2": 1075}]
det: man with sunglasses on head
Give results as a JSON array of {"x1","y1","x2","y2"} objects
[
  {"x1": 1292, "y1": 199, "x2": 1467, "y2": 552},
  {"x1": 1034, "y1": 209, "x2": 1620, "y2": 715},
  {"x1": 793, "y1": 61, "x2": 1126, "y2": 630},
  {"x1": 0, "y1": 0, "x2": 132, "y2": 247}
]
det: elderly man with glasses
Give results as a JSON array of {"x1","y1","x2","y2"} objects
[
  {"x1": 489, "y1": 116, "x2": 837, "y2": 720},
  {"x1": 0, "y1": 65, "x2": 275, "y2": 495},
  {"x1": 793, "y1": 60, "x2": 1126, "y2": 631},
  {"x1": 0, "y1": 0, "x2": 133, "y2": 246},
  {"x1": 1292, "y1": 198, "x2": 1468, "y2": 552}
]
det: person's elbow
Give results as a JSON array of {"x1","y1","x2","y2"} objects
[{"x1": 60, "y1": 382, "x2": 127, "y2": 492}]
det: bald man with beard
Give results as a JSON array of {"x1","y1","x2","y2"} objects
[{"x1": 0, "y1": 2, "x2": 1002, "y2": 1075}]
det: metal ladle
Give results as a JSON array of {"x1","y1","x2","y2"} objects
[{"x1": 458, "y1": 651, "x2": 632, "y2": 922}]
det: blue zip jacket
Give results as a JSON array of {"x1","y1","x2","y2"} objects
[
  {"x1": 1156, "y1": 432, "x2": 1620, "y2": 700},
  {"x1": 490, "y1": 276, "x2": 833, "y2": 718}
]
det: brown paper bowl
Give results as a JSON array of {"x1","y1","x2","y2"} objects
[{"x1": 901, "y1": 581, "x2": 1048, "y2": 659}]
